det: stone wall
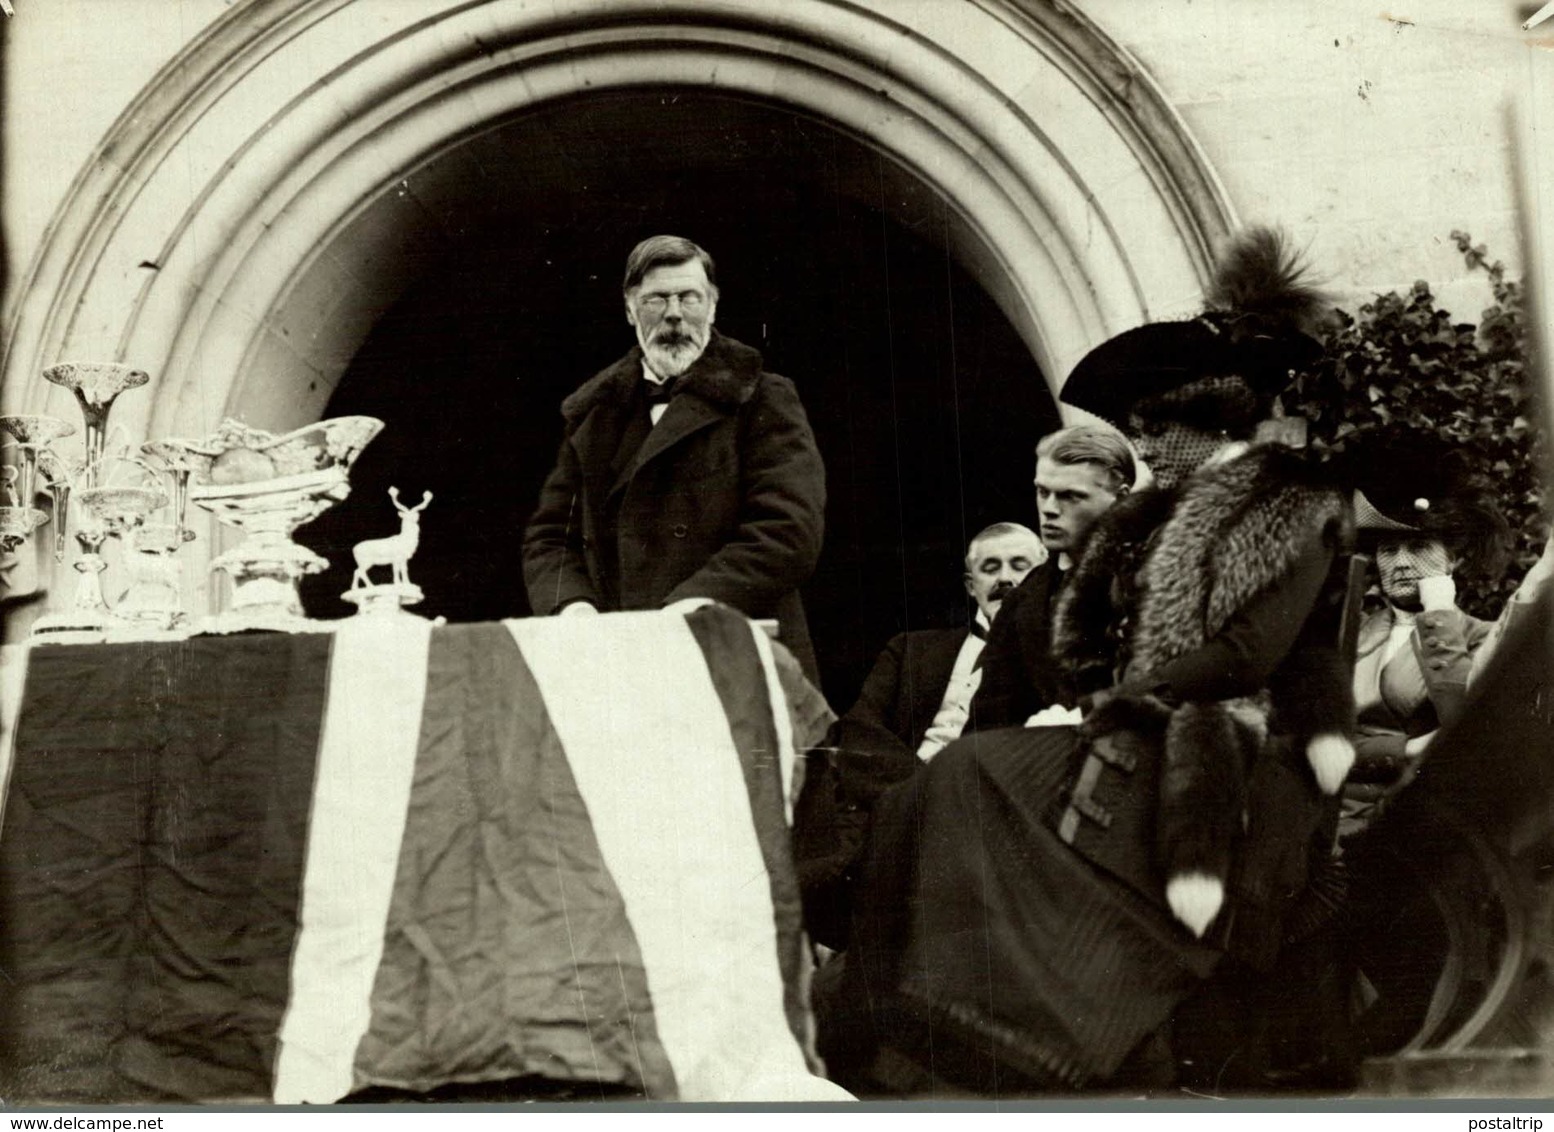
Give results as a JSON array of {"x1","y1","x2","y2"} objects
[
  {"x1": 3, "y1": 1, "x2": 1539, "y2": 333},
  {"x1": 1083, "y1": 0, "x2": 1535, "y2": 318}
]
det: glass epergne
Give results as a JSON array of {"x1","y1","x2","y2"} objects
[
  {"x1": 36, "y1": 450, "x2": 72, "y2": 562},
  {"x1": 7, "y1": 359, "x2": 388, "y2": 638},
  {"x1": 70, "y1": 484, "x2": 166, "y2": 626},
  {"x1": 138, "y1": 440, "x2": 210, "y2": 545},
  {"x1": 0, "y1": 415, "x2": 73, "y2": 563},
  {"x1": 23, "y1": 362, "x2": 158, "y2": 642},
  {"x1": 0, "y1": 454, "x2": 38, "y2": 547},
  {"x1": 0, "y1": 415, "x2": 76, "y2": 514},
  {"x1": 0, "y1": 501, "x2": 48, "y2": 556},
  {"x1": 42, "y1": 363, "x2": 150, "y2": 489},
  {"x1": 113, "y1": 441, "x2": 212, "y2": 632}
]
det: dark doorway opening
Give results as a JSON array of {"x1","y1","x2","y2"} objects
[{"x1": 300, "y1": 92, "x2": 1060, "y2": 706}]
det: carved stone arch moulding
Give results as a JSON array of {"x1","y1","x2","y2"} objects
[{"x1": 3, "y1": 0, "x2": 1234, "y2": 444}]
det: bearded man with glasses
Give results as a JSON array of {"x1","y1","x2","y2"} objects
[{"x1": 523, "y1": 235, "x2": 827, "y2": 677}]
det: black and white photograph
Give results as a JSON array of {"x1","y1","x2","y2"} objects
[{"x1": 0, "y1": 0, "x2": 1551, "y2": 1115}]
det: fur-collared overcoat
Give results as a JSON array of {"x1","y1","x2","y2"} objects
[
  {"x1": 522, "y1": 331, "x2": 826, "y2": 675},
  {"x1": 1050, "y1": 444, "x2": 1355, "y2": 964}
]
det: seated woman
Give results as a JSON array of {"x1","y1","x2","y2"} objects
[
  {"x1": 1336, "y1": 428, "x2": 1510, "y2": 839},
  {"x1": 815, "y1": 229, "x2": 1359, "y2": 1095},
  {"x1": 1330, "y1": 429, "x2": 1515, "y2": 1054}
]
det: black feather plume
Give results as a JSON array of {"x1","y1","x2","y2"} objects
[{"x1": 1205, "y1": 227, "x2": 1330, "y2": 337}]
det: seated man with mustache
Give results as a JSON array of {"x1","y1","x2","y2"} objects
[
  {"x1": 844, "y1": 521, "x2": 1047, "y2": 766},
  {"x1": 523, "y1": 234, "x2": 827, "y2": 677},
  {"x1": 795, "y1": 522, "x2": 1046, "y2": 947}
]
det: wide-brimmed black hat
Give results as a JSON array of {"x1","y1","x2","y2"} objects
[
  {"x1": 1061, "y1": 227, "x2": 1326, "y2": 427},
  {"x1": 1060, "y1": 315, "x2": 1322, "y2": 426},
  {"x1": 1334, "y1": 424, "x2": 1511, "y2": 579}
]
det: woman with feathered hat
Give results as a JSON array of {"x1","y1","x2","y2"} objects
[
  {"x1": 1332, "y1": 425, "x2": 1510, "y2": 836},
  {"x1": 1326, "y1": 425, "x2": 1512, "y2": 1058},
  {"x1": 816, "y1": 228, "x2": 1359, "y2": 1095}
]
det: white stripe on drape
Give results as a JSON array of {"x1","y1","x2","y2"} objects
[
  {"x1": 507, "y1": 611, "x2": 849, "y2": 1102},
  {"x1": 272, "y1": 616, "x2": 431, "y2": 1104}
]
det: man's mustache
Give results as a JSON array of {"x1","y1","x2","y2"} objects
[
  {"x1": 653, "y1": 329, "x2": 700, "y2": 348},
  {"x1": 989, "y1": 580, "x2": 1016, "y2": 600}
]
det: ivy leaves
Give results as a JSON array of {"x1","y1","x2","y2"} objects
[{"x1": 1288, "y1": 232, "x2": 1546, "y2": 619}]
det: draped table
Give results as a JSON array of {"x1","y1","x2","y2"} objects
[{"x1": 0, "y1": 607, "x2": 848, "y2": 1105}]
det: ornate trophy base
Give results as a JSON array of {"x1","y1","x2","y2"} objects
[
  {"x1": 29, "y1": 612, "x2": 108, "y2": 646},
  {"x1": 341, "y1": 581, "x2": 425, "y2": 617},
  {"x1": 205, "y1": 541, "x2": 328, "y2": 634},
  {"x1": 193, "y1": 469, "x2": 347, "y2": 634},
  {"x1": 31, "y1": 544, "x2": 111, "y2": 645},
  {"x1": 107, "y1": 608, "x2": 192, "y2": 638}
]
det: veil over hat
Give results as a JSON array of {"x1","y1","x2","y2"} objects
[
  {"x1": 1335, "y1": 424, "x2": 1511, "y2": 580},
  {"x1": 1061, "y1": 228, "x2": 1326, "y2": 426}
]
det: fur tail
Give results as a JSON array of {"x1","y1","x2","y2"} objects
[{"x1": 1158, "y1": 701, "x2": 1261, "y2": 888}]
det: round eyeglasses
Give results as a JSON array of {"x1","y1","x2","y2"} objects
[{"x1": 637, "y1": 291, "x2": 707, "y2": 314}]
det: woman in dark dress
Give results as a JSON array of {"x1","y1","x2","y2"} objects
[{"x1": 817, "y1": 229, "x2": 1359, "y2": 1095}]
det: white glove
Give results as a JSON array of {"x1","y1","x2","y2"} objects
[
  {"x1": 559, "y1": 601, "x2": 599, "y2": 618},
  {"x1": 1306, "y1": 732, "x2": 1355, "y2": 795},
  {"x1": 1166, "y1": 872, "x2": 1225, "y2": 938},
  {"x1": 1024, "y1": 705, "x2": 1083, "y2": 728}
]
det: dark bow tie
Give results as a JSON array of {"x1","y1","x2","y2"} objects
[
  {"x1": 643, "y1": 377, "x2": 677, "y2": 405},
  {"x1": 969, "y1": 619, "x2": 989, "y2": 640}
]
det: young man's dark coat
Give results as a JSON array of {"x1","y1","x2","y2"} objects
[{"x1": 966, "y1": 556, "x2": 1068, "y2": 729}]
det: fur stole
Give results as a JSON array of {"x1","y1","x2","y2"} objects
[
  {"x1": 1052, "y1": 444, "x2": 1346, "y2": 684},
  {"x1": 1053, "y1": 444, "x2": 1351, "y2": 921},
  {"x1": 1051, "y1": 485, "x2": 1176, "y2": 693},
  {"x1": 1130, "y1": 444, "x2": 1347, "y2": 674}
]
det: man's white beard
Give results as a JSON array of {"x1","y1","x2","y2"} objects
[{"x1": 639, "y1": 327, "x2": 708, "y2": 379}]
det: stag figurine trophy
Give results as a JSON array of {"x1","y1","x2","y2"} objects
[{"x1": 341, "y1": 487, "x2": 432, "y2": 616}]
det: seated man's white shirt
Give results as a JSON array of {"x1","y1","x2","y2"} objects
[{"x1": 916, "y1": 611, "x2": 990, "y2": 761}]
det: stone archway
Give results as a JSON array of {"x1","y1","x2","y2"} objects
[{"x1": 1, "y1": 0, "x2": 1236, "y2": 613}]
